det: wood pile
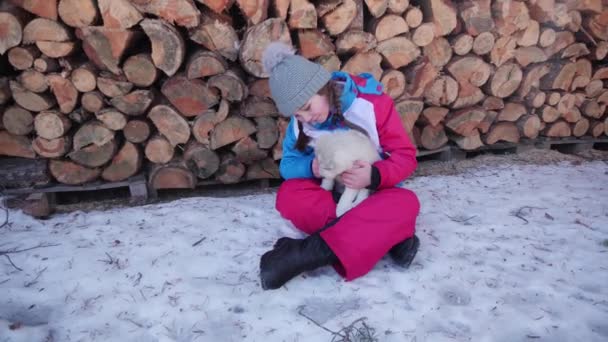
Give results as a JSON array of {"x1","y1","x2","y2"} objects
[{"x1": 0, "y1": 0, "x2": 607, "y2": 188}]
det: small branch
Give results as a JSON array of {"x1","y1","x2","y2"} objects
[
  {"x1": 298, "y1": 308, "x2": 342, "y2": 337},
  {"x1": 446, "y1": 214, "x2": 477, "y2": 224},
  {"x1": 4, "y1": 254, "x2": 22, "y2": 271},
  {"x1": 0, "y1": 243, "x2": 61, "y2": 256},
  {"x1": 192, "y1": 237, "x2": 206, "y2": 247},
  {"x1": 511, "y1": 206, "x2": 547, "y2": 225},
  {"x1": 24, "y1": 266, "x2": 48, "y2": 287},
  {"x1": 580, "y1": 26, "x2": 598, "y2": 46}
]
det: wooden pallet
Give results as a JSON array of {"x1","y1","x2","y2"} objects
[
  {"x1": 535, "y1": 137, "x2": 608, "y2": 154},
  {"x1": 415, "y1": 146, "x2": 453, "y2": 161},
  {"x1": 3, "y1": 173, "x2": 149, "y2": 204},
  {"x1": 146, "y1": 177, "x2": 274, "y2": 199}
]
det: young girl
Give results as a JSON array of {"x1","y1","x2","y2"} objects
[{"x1": 259, "y1": 42, "x2": 421, "y2": 290}]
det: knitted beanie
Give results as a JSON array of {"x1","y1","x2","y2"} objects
[{"x1": 262, "y1": 42, "x2": 331, "y2": 117}]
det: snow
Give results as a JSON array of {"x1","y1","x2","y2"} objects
[{"x1": 1, "y1": 161, "x2": 607, "y2": 342}]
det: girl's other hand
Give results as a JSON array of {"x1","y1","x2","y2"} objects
[
  {"x1": 312, "y1": 157, "x2": 321, "y2": 178},
  {"x1": 341, "y1": 160, "x2": 372, "y2": 189}
]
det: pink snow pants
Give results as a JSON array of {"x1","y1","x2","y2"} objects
[{"x1": 276, "y1": 178, "x2": 420, "y2": 281}]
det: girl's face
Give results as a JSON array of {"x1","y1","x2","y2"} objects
[{"x1": 294, "y1": 94, "x2": 330, "y2": 124}]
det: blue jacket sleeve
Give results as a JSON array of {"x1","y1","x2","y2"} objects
[{"x1": 279, "y1": 118, "x2": 315, "y2": 179}]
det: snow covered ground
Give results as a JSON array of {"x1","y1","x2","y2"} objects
[{"x1": 1, "y1": 161, "x2": 607, "y2": 342}]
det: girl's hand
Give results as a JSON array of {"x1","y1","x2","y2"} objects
[
  {"x1": 312, "y1": 158, "x2": 321, "y2": 178},
  {"x1": 341, "y1": 160, "x2": 372, "y2": 189}
]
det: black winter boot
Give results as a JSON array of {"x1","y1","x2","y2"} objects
[
  {"x1": 388, "y1": 235, "x2": 420, "y2": 268},
  {"x1": 260, "y1": 233, "x2": 338, "y2": 290}
]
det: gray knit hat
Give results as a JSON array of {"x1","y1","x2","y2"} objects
[{"x1": 262, "y1": 42, "x2": 331, "y2": 117}]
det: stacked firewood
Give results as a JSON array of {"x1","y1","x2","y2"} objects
[{"x1": 0, "y1": 0, "x2": 607, "y2": 188}]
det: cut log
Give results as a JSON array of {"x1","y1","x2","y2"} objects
[
  {"x1": 539, "y1": 28, "x2": 556, "y2": 47},
  {"x1": 73, "y1": 120, "x2": 114, "y2": 150},
  {"x1": 424, "y1": 76, "x2": 458, "y2": 106},
  {"x1": 514, "y1": 46, "x2": 547, "y2": 68},
  {"x1": 451, "y1": 34, "x2": 474, "y2": 55},
  {"x1": 404, "y1": 7, "x2": 423, "y2": 28},
  {"x1": 452, "y1": 130, "x2": 484, "y2": 150},
  {"x1": 97, "y1": 72, "x2": 133, "y2": 98},
  {"x1": 516, "y1": 20, "x2": 540, "y2": 47},
  {"x1": 240, "y1": 18, "x2": 292, "y2": 77},
  {"x1": 96, "y1": 108, "x2": 127, "y2": 130},
  {"x1": 1, "y1": 11, "x2": 26, "y2": 55},
  {"x1": 492, "y1": 0, "x2": 530, "y2": 36},
  {"x1": 192, "y1": 100, "x2": 230, "y2": 145},
  {"x1": 69, "y1": 139, "x2": 118, "y2": 168},
  {"x1": 387, "y1": 0, "x2": 408, "y2": 14},
  {"x1": 184, "y1": 141, "x2": 220, "y2": 179},
  {"x1": 210, "y1": 116, "x2": 257, "y2": 150},
  {"x1": 131, "y1": 0, "x2": 200, "y2": 28},
  {"x1": 215, "y1": 153, "x2": 245, "y2": 183},
  {"x1": 584, "y1": 12, "x2": 608, "y2": 41},
  {"x1": 18, "y1": 69, "x2": 47, "y2": 93},
  {"x1": 68, "y1": 107, "x2": 92, "y2": 124},
  {"x1": 593, "y1": 67, "x2": 608, "y2": 80},
  {"x1": 420, "y1": 124, "x2": 448, "y2": 150},
  {"x1": 141, "y1": 19, "x2": 186, "y2": 76},
  {"x1": 246, "y1": 158, "x2": 280, "y2": 180},
  {"x1": 597, "y1": 90, "x2": 608, "y2": 105},
  {"x1": 567, "y1": 10, "x2": 582, "y2": 32},
  {"x1": 248, "y1": 79, "x2": 271, "y2": 98},
  {"x1": 35, "y1": 111, "x2": 73, "y2": 140},
  {"x1": 78, "y1": 26, "x2": 137, "y2": 74},
  {"x1": 585, "y1": 80, "x2": 604, "y2": 97},
  {"x1": 476, "y1": 110, "x2": 496, "y2": 135},
  {"x1": 543, "y1": 31, "x2": 575, "y2": 58},
  {"x1": 189, "y1": 11, "x2": 240, "y2": 61},
  {"x1": 525, "y1": 88, "x2": 546, "y2": 108},
  {"x1": 404, "y1": 57, "x2": 439, "y2": 98},
  {"x1": 298, "y1": 30, "x2": 335, "y2": 59},
  {"x1": 7, "y1": 46, "x2": 39, "y2": 70},
  {"x1": 497, "y1": 101, "x2": 527, "y2": 122},
  {"x1": 46, "y1": 74, "x2": 78, "y2": 114},
  {"x1": 582, "y1": 100, "x2": 603, "y2": 119},
  {"x1": 364, "y1": 0, "x2": 388, "y2": 17},
  {"x1": 2, "y1": 106, "x2": 33, "y2": 135},
  {"x1": 200, "y1": 0, "x2": 236, "y2": 14},
  {"x1": 482, "y1": 96, "x2": 504, "y2": 111},
  {"x1": 395, "y1": 99, "x2": 423, "y2": 134},
  {"x1": 239, "y1": 96, "x2": 280, "y2": 117},
  {"x1": 148, "y1": 104, "x2": 191, "y2": 146},
  {"x1": 540, "y1": 61, "x2": 577, "y2": 91},
  {"x1": 98, "y1": 0, "x2": 143, "y2": 29},
  {"x1": 0, "y1": 130, "x2": 35, "y2": 158},
  {"x1": 484, "y1": 121, "x2": 520, "y2": 144},
  {"x1": 490, "y1": 36, "x2": 516, "y2": 67},
  {"x1": 235, "y1": 0, "x2": 269, "y2": 25},
  {"x1": 380, "y1": 69, "x2": 406, "y2": 99},
  {"x1": 255, "y1": 116, "x2": 278, "y2": 149},
  {"x1": 289, "y1": 0, "x2": 317, "y2": 29},
  {"x1": 70, "y1": 64, "x2": 97, "y2": 92},
  {"x1": 32, "y1": 136, "x2": 71, "y2": 158},
  {"x1": 162, "y1": 74, "x2": 219, "y2": 117},
  {"x1": 350, "y1": 0, "x2": 365, "y2": 32},
  {"x1": 123, "y1": 119, "x2": 151, "y2": 144},
  {"x1": 371, "y1": 14, "x2": 409, "y2": 42},
  {"x1": 110, "y1": 90, "x2": 155, "y2": 116},
  {"x1": 412, "y1": 23, "x2": 435, "y2": 47},
  {"x1": 377, "y1": 36, "x2": 420, "y2": 69},
  {"x1": 321, "y1": 0, "x2": 358, "y2": 36},
  {"x1": 101, "y1": 141, "x2": 142, "y2": 182},
  {"x1": 10, "y1": 0, "x2": 57, "y2": 20},
  {"x1": 419, "y1": 0, "x2": 457, "y2": 36},
  {"x1": 445, "y1": 107, "x2": 486, "y2": 136},
  {"x1": 316, "y1": 54, "x2": 342, "y2": 72},
  {"x1": 82, "y1": 91, "x2": 105, "y2": 113},
  {"x1": 542, "y1": 120, "x2": 571, "y2": 137},
  {"x1": 49, "y1": 160, "x2": 101, "y2": 184},
  {"x1": 547, "y1": 92, "x2": 561, "y2": 106},
  {"x1": 589, "y1": 120, "x2": 605, "y2": 137},
  {"x1": 541, "y1": 105, "x2": 560, "y2": 123},
  {"x1": 145, "y1": 134, "x2": 174, "y2": 164},
  {"x1": 572, "y1": 117, "x2": 589, "y2": 137},
  {"x1": 123, "y1": 54, "x2": 158, "y2": 87},
  {"x1": 516, "y1": 114, "x2": 541, "y2": 139},
  {"x1": 316, "y1": 0, "x2": 342, "y2": 17},
  {"x1": 35, "y1": 40, "x2": 76, "y2": 58},
  {"x1": 473, "y1": 31, "x2": 495, "y2": 55},
  {"x1": 33, "y1": 56, "x2": 59, "y2": 73},
  {"x1": 458, "y1": 0, "x2": 494, "y2": 36},
  {"x1": 488, "y1": 63, "x2": 522, "y2": 98},
  {"x1": 571, "y1": 76, "x2": 590, "y2": 91},
  {"x1": 232, "y1": 136, "x2": 267, "y2": 164},
  {"x1": 58, "y1": 0, "x2": 98, "y2": 28},
  {"x1": 528, "y1": 0, "x2": 555, "y2": 23},
  {"x1": 342, "y1": 51, "x2": 383, "y2": 80},
  {"x1": 272, "y1": 117, "x2": 288, "y2": 160},
  {"x1": 23, "y1": 18, "x2": 71, "y2": 43},
  {"x1": 422, "y1": 37, "x2": 452, "y2": 68},
  {"x1": 447, "y1": 56, "x2": 491, "y2": 87},
  {"x1": 420, "y1": 107, "x2": 449, "y2": 127},
  {"x1": 186, "y1": 50, "x2": 227, "y2": 79},
  {"x1": 149, "y1": 159, "x2": 196, "y2": 189},
  {"x1": 10, "y1": 81, "x2": 55, "y2": 111},
  {"x1": 208, "y1": 71, "x2": 248, "y2": 102},
  {"x1": 517, "y1": 63, "x2": 550, "y2": 98},
  {"x1": 335, "y1": 30, "x2": 377, "y2": 55},
  {"x1": 593, "y1": 41, "x2": 608, "y2": 60}
]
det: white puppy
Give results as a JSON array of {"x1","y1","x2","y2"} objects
[{"x1": 314, "y1": 130, "x2": 381, "y2": 217}]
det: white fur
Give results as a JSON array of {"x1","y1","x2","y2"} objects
[
  {"x1": 314, "y1": 130, "x2": 381, "y2": 217},
  {"x1": 261, "y1": 41, "x2": 294, "y2": 74}
]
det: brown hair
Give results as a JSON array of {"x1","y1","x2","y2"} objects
[{"x1": 294, "y1": 81, "x2": 369, "y2": 151}]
